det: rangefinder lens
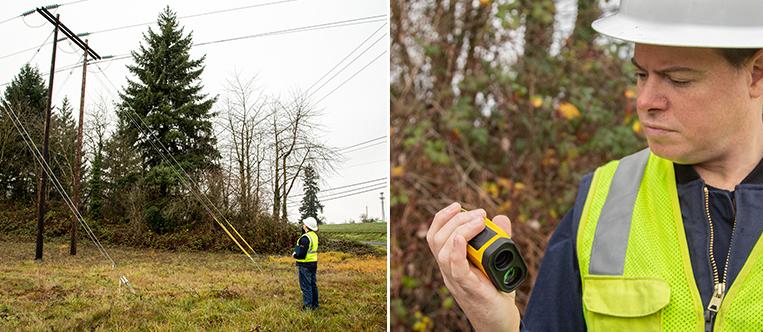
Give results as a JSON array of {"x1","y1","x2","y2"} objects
[
  {"x1": 493, "y1": 249, "x2": 513, "y2": 270},
  {"x1": 503, "y1": 266, "x2": 523, "y2": 287}
]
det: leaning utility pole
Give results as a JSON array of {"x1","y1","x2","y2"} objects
[
  {"x1": 71, "y1": 39, "x2": 89, "y2": 256},
  {"x1": 380, "y1": 192, "x2": 385, "y2": 222},
  {"x1": 34, "y1": 7, "x2": 101, "y2": 260},
  {"x1": 35, "y1": 13, "x2": 59, "y2": 261}
]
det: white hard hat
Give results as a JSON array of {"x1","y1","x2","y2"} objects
[
  {"x1": 592, "y1": 0, "x2": 763, "y2": 48},
  {"x1": 302, "y1": 217, "x2": 318, "y2": 231}
]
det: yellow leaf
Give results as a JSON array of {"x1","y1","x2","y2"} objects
[
  {"x1": 514, "y1": 182, "x2": 526, "y2": 191},
  {"x1": 496, "y1": 177, "x2": 513, "y2": 189},
  {"x1": 488, "y1": 182, "x2": 499, "y2": 198},
  {"x1": 558, "y1": 102, "x2": 581, "y2": 120},
  {"x1": 632, "y1": 120, "x2": 642, "y2": 134},
  {"x1": 624, "y1": 88, "x2": 636, "y2": 99},
  {"x1": 530, "y1": 96, "x2": 543, "y2": 108},
  {"x1": 391, "y1": 166, "x2": 405, "y2": 177},
  {"x1": 479, "y1": 0, "x2": 491, "y2": 6}
]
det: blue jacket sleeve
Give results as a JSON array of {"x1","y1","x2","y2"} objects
[
  {"x1": 521, "y1": 173, "x2": 592, "y2": 332},
  {"x1": 294, "y1": 235, "x2": 310, "y2": 260}
]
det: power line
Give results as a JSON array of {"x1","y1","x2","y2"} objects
[
  {"x1": 314, "y1": 49, "x2": 387, "y2": 106},
  {"x1": 318, "y1": 183, "x2": 389, "y2": 200},
  {"x1": 341, "y1": 158, "x2": 387, "y2": 170},
  {"x1": 27, "y1": 29, "x2": 56, "y2": 65},
  {"x1": 1, "y1": 15, "x2": 388, "y2": 88},
  {"x1": 338, "y1": 135, "x2": 386, "y2": 151},
  {"x1": 0, "y1": 0, "x2": 300, "y2": 60},
  {"x1": 88, "y1": 0, "x2": 298, "y2": 36},
  {"x1": 341, "y1": 140, "x2": 386, "y2": 154},
  {"x1": 0, "y1": 1, "x2": 89, "y2": 28},
  {"x1": 28, "y1": 15, "x2": 387, "y2": 76},
  {"x1": 306, "y1": 29, "x2": 387, "y2": 100},
  {"x1": 305, "y1": 22, "x2": 386, "y2": 96},
  {"x1": 320, "y1": 185, "x2": 387, "y2": 203},
  {"x1": 289, "y1": 181, "x2": 388, "y2": 203},
  {"x1": 289, "y1": 177, "x2": 387, "y2": 199},
  {"x1": 194, "y1": 15, "x2": 386, "y2": 47}
]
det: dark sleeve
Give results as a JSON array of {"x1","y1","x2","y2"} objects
[
  {"x1": 294, "y1": 235, "x2": 310, "y2": 259},
  {"x1": 521, "y1": 173, "x2": 592, "y2": 332}
]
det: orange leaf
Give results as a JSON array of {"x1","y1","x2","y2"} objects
[{"x1": 558, "y1": 102, "x2": 581, "y2": 120}]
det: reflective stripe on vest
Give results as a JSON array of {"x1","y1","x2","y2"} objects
[
  {"x1": 296, "y1": 231, "x2": 318, "y2": 263},
  {"x1": 589, "y1": 148, "x2": 650, "y2": 275},
  {"x1": 577, "y1": 149, "x2": 763, "y2": 331}
]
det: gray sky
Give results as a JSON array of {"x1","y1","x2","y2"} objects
[{"x1": 0, "y1": 0, "x2": 389, "y2": 225}]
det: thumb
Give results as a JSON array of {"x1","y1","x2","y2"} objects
[{"x1": 492, "y1": 215, "x2": 512, "y2": 237}]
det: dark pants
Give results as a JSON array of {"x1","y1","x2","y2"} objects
[{"x1": 298, "y1": 265, "x2": 318, "y2": 309}]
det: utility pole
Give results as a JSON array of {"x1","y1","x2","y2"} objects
[
  {"x1": 35, "y1": 13, "x2": 59, "y2": 260},
  {"x1": 380, "y1": 192, "x2": 385, "y2": 222},
  {"x1": 71, "y1": 39, "x2": 89, "y2": 256},
  {"x1": 34, "y1": 7, "x2": 101, "y2": 260}
]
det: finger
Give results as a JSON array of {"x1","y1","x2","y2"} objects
[
  {"x1": 492, "y1": 215, "x2": 512, "y2": 237},
  {"x1": 432, "y1": 209, "x2": 486, "y2": 253},
  {"x1": 451, "y1": 233, "x2": 500, "y2": 299},
  {"x1": 449, "y1": 234, "x2": 476, "y2": 283},
  {"x1": 437, "y1": 216, "x2": 483, "y2": 278},
  {"x1": 427, "y1": 202, "x2": 461, "y2": 249}
]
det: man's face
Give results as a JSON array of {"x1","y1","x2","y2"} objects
[{"x1": 633, "y1": 44, "x2": 754, "y2": 164}]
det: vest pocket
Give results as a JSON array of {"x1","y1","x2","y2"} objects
[{"x1": 583, "y1": 276, "x2": 671, "y2": 332}]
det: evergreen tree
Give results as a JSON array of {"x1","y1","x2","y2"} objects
[
  {"x1": 116, "y1": 6, "x2": 218, "y2": 232},
  {"x1": 88, "y1": 137, "x2": 104, "y2": 221},
  {"x1": 298, "y1": 165, "x2": 324, "y2": 225},
  {"x1": 0, "y1": 64, "x2": 48, "y2": 201},
  {"x1": 51, "y1": 97, "x2": 78, "y2": 193}
]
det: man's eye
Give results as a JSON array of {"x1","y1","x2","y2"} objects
[
  {"x1": 634, "y1": 72, "x2": 647, "y2": 81},
  {"x1": 668, "y1": 77, "x2": 691, "y2": 86}
]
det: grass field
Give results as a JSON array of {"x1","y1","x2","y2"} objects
[
  {"x1": 0, "y1": 239, "x2": 385, "y2": 331},
  {"x1": 320, "y1": 223, "x2": 387, "y2": 243}
]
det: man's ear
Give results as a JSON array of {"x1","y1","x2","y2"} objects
[{"x1": 750, "y1": 49, "x2": 763, "y2": 98}]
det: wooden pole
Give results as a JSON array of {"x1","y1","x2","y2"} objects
[
  {"x1": 35, "y1": 14, "x2": 59, "y2": 260},
  {"x1": 71, "y1": 39, "x2": 88, "y2": 255}
]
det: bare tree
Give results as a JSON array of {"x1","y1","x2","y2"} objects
[
  {"x1": 270, "y1": 93, "x2": 339, "y2": 221},
  {"x1": 219, "y1": 73, "x2": 269, "y2": 216}
]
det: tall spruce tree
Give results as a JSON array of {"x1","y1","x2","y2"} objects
[
  {"x1": 0, "y1": 64, "x2": 48, "y2": 201},
  {"x1": 52, "y1": 97, "x2": 77, "y2": 193},
  {"x1": 298, "y1": 165, "x2": 324, "y2": 224},
  {"x1": 87, "y1": 137, "x2": 104, "y2": 221},
  {"x1": 117, "y1": 6, "x2": 218, "y2": 232}
]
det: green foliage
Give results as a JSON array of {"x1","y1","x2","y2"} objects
[
  {"x1": 50, "y1": 97, "x2": 78, "y2": 196},
  {"x1": 320, "y1": 222, "x2": 387, "y2": 243},
  {"x1": 0, "y1": 64, "x2": 48, "y2": 201},
  {"x1": 87, "y1": 137, "x2": 104, "y2": 221},
  {"x1": 298, "y1": 165, "x2": 324, "y2": 224},
  {"x1": 116, "y1": 6, "x2": 219, "y2": 233}
]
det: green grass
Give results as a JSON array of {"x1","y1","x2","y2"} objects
[
  {"x1": 320, "y1": 223, "x2": 387, "y2": 243},
  {"x1": 0, "y1": 239, "x2": 385, "y2": 331}
]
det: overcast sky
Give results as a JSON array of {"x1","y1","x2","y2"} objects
[{"x1": 0, "y1": 0, "x2": 389, "y2": 225}]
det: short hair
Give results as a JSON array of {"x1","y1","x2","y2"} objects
[{"x1": 717, "y1": 48, "x2": 760, "y2": 68}]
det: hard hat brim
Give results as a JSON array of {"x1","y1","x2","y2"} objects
[{"x1": 593, "y1": 14, "x2": 763, "y2": 48}]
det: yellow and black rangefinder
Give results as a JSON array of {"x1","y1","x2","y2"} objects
[{"x1": 464, "y1": 210, "x2": 527, "y2": 293}]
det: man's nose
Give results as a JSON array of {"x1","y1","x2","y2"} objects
[{"x1": 636, "y1": 77, "x2": 668, "y2": 113}]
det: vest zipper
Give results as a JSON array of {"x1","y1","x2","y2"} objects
[{"x1": 703, "y1": 185, "x2": 738, "y2": 330}]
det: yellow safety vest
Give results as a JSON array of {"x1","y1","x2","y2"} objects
[
  {"x1": 577, "y1": 149, "x2": 763, "y2": 331},
  {"x1": 296, "y1": 231, "x2": 318, "y2": 263}
]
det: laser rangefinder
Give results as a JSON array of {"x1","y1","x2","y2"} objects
[{"x1": 464, "y1": 210, "x2": 528, "y2": 292}]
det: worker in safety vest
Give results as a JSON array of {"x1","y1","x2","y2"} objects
[
  {"x1": 426, "y1": 1, "x2": 763, "y2": 330},
  {"x1": 293, "y1": 216, "x2": 319, "y2": 310}
]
